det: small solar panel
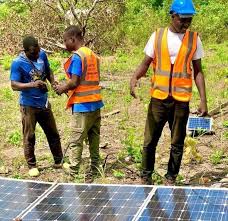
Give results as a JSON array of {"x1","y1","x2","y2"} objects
[{"x1": 187, "y1": 116, "x2": 213, "y2": 131}]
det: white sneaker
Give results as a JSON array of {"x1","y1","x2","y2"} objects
[{"x1": 28, "y1": 168, "x2": 40, "y2": 177}]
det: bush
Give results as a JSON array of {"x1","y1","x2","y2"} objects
[{"x1": 192, "y1": 0, "x2": 228, "y2": 43}]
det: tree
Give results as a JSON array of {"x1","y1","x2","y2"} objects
[{"x1": 0, "y1": 0, "x2": 124, "y2": 54}]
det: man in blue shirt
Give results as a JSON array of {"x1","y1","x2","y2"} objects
[
  {"x1": 10, "y1": 36, "x2": 63, "y2": 177},
  {"x1": 54, "y1": 25, "x2": 104, "y2": 181}
]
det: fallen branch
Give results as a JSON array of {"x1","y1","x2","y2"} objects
[
  {"x1": 102, "y1": 109, "x2": 120, "y2": 118},
  {"x1": 209, "y1": 101, "x2": 228, "y2": 116}
]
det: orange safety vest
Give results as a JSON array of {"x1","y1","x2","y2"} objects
[
  {"x1": 64, "y1": 47, "x2": 102, "y2": 109},
  {"x1": 151, "y1": 27, "x2": 198, "y2": 102}
]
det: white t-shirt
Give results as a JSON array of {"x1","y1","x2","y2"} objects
[{"x1": 144, "y1": 28, "x2": 204, "y2": 64}]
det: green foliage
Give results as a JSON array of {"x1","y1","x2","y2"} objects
[
  {"x1": 122, "y1": 127, "x2": 142, "y2": 163},
  {"x1": 0, "y1": 54, "x2": 13, "y2": 70},
  {"x1": 8, "y1": 130, "x2": 22, "y2": 146},
  {"x1": 192, "y1": 0, "x2": 228, "y2": 43},
  {"x1": 95, "y1": 165, "x2": 106, "y2": 179},
  {"x1": 209, "y1": 150, "x2": 224, "y2": 165},
  {"x1": 152, "y1": 171, "x2": 163, "y2": 185},
  {"x1": 176, "y1": 174, "x2": 185, "y2": 185},
  {"x1": 184, "y1": 137, "x2": 202, "y2": 164},
  {"x1": 4, "y1": 0, "x2": 29, "y2": 15},
  {"x1": 113, "y1": 169, "x2": 125, "y2": 179},
  {"x1": 223, "y1": 121, "x2": 228, "y2": 128},
  {"x1": 224, "y1": 131, "x2": 228, "y2": 140},
  {"x1": 0, "y1": 3, "x2": 11, "y2": 20},
  {"x1": 12, "y1": 174, "x2": 23, "y2": 179},
  {"x1": 0, "y1": 88, "x2": 14, "y2": 101},
  {"x1": 12, "y1": 156, "x2": 25, "y2": 169},
  {"x1": 49, "y1": 57, "x2": 61, "y2": 73}
]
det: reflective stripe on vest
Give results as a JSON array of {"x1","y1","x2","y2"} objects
[
  {"x1": 64, "y1": 47, "x2": 102, "y2": 108},
  {"x1": 151, "y1": 27, "x2": 197, "y2": 102}
]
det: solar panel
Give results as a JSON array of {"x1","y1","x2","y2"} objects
[
  {"x1": 22, "y1": 184, "x2": 152, "y2": 221},
  {"x1": 138, "y1": 187, "x2": 228, "y2": 221},
  {"x1": 187, "y1": 116, "x2": 213, "y2": 131},
  {"x1": 0, "y1": 177, "x2": 227, "y2": 221},
  {"x1": 0, "y1": 178, "x2": 52, "y2": 221}
]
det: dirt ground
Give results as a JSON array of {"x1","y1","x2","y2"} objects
[{"x1": 1, "y1": 70, "x2": 227, "y2": 188}]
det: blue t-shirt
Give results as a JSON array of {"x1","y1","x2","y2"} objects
[
  {"x1": 68, "y1": 54, "x2": 104, "y2": 113},
  {"x1": 10, "y1": 50, "x2": 50, "y2": 108}
]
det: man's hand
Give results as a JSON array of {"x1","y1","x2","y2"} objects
[
  {"x1": 33, "y1": 80, "x2": 47, "y2": 89},
  {"x1": 53, "y1": 83, "x2": 65, "y2": 95},
  {"x1": 130, "y1": 77, "x2": 138, "y2": 98},
  {"x1": 129, "y1": 55, "x2": 152, "y2": 98},
  {"x1": 51, "y1": 81, "x2": 59, "y2": 89},
  {"x1": 197, "y1": 101, "x2": 208, "y2": 117}
]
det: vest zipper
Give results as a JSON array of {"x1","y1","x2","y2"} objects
[{"x1": 169, "y1": 64, "x2": 174, "y2": 96}]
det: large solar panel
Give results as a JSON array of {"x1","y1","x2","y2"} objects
[
  {"x1": 0, "y1": 177, "x2": 52, "y2": 221},
  {"x1": 22, "y1": 184, "x2": 152, "y2": 221},
  {"x1": 138, "y1": 187, "x2": 228, "y2": 221},
  {"x1": 0, "y1": 177, "x2": 227, "y2": 221},
  {"x1": 187, "y1": 116, "x2": 213, "y2": 131}
]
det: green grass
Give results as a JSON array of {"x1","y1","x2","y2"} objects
[
  {"x1": 112, "y1": 169, "x2": 125, "y2": 179},
  {"x1": 0, "y1": 54, "x2": 14, "y2": 70},
  {"x1": 223, "y1": 121, "x2": 228, "y2": 128},
  {"x1": 191, "y1": 41, "x2": 228, "y2": 110},
  {"x1": 8, "y1": 130, "x2": 22, "y2": 146},
  {"x1": 0, "y1": 87, "x2": 14, "y2": 101},
  {"x1": 209, "y1": 150, "x2": 224, "y2": 165}
]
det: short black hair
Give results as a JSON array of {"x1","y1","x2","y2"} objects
[
  {"x1": 64, "y1": 25, "x2": 83, "y2": 40},
  {"x1": 23, "y1": 36, "x2": 39, "y2": 51}
]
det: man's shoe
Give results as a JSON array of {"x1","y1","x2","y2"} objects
[
  {"x1": 62, "y1": 163, "x2": 79, "y2": 177},
  {"x1": 164, "y1": 176, "x2": 176, "y2": 186},
  {"x1": 141, "y1": 176, "x2": 153, "y2": 185},
  {"x1": 53, "y1": 163, "x2": 62, "y2": 169},
  {"x1": 85, "y1": 172, "x2": 94, "y2": 183},
  {"x1": 28, "y1": 168, "x2": 40, "y2": 177}
]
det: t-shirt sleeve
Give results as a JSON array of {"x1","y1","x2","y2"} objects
[
  {"x1": 144, "y1": 32, "x2": 156, "y2": 58},
  {"x1": 39, "y1": 50, "x2": 51, "y2": 74},
  {"x1": 192, "y1": 36, "x2": 204, "y2": 60},
  {"x1": 67, "y1": 54, "x2": 82, "y2": 77},
  {"x1": 10, "y1": 60, "x2": 21, "y2": 81}
]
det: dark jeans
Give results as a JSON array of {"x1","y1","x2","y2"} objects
[
  {"x1": 20, "y1": 104, "x2": 63, "y2": 169},
  {"x1": 141, "y1": 97, "x2": 189, "y2": 180}
]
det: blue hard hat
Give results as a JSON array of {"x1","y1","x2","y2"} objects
[{"x1": 170, "y1": 0, "x2": 196, "y2": 16}]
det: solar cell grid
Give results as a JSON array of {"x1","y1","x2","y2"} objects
[
  {"x1": 0, "y1": 178, "x2": 52, "y2": 221},
  {"x1": 22, "y1": 184, "x2": 152, "y2": 221},
  {"x1": 0, "y1": 177, "x2": 227, "y2": 221},
  {"x1": 187, "y1": 116, "x2": 212, "y2": 131},
  {"x1": 138, "y1": 187, "x2": 228, "y2": 221}
]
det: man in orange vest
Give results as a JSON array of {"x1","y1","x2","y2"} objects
[
  {"x1": 130, "y1": 0, "x2": 208, "y2": 185},
  {"x1": 54, "y1": 25, "x2": 103, "y2": 181}
]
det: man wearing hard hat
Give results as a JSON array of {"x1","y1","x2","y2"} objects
[{"x1": 130, "y1": 0, "x2": 208, "y2": 185}]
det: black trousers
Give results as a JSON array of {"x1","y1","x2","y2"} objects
[
  {"x1": 141, "y1": 97, "x2": 189, "y2": 179},
  {"x1": 20, "y1": 104, "x2": 63, "y2": 168}
]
